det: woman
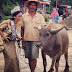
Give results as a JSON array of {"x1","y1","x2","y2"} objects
[
  {"x1": 0, "y1": 6, "x2": 23, "y2": 72},
  {"x1": 50, "y1": 8, "x2": 59, "y2": 24}
]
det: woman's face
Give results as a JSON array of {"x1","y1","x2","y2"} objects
[{"x1": 15, "y1": 12, "x2": 22, "y2": 21}]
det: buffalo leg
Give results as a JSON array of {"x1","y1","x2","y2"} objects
[
  {"x1": 55, "y1": 56, "x2": 60, "y2": 72},
  {"x1": 64, "y1": 52, "x2": 69, "y2": 72},
  {"x1": 41, "y1": 50, "x2": 47, "y2": 72},
  {"x1": 48, "y1": 57, "x2": 55, "y2": 72}
]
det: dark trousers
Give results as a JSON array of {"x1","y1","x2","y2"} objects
[{"x1": 62, "y1": 15, "x2": 67, "y2": 20}]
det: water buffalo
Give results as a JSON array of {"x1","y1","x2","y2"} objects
[{"x1": 37, "y1": 22, "x2": 69, "y2": 72}]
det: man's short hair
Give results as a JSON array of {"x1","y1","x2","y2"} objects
[{"x1": 28, "y1": 1, "x2": 37, "y2": 7}]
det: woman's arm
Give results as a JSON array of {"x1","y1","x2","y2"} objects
[
  {"x1": 0, "y1": 19, "x2": 10, "y2": 25},
  {"x1": 0, "y1": 29, "x2": 10, "y2": 41}
]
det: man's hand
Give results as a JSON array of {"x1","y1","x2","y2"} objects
[{"x1": 17, "y1": 35, "x2": 22, "y2": 40}]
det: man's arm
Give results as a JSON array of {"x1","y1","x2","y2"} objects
[
  {"x1": 18, "y1": 19, "x2": 26, "y2": 49},
  {"x1": 41, "y1": 15, "x2": 46, "y2": 27},
  {"x1": 21, "y1": 26, "x2": 26, "y2": 50}
]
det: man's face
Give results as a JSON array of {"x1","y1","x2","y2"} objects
[{"x1": 28, "y1": 2, "x2": 37, "y2": 12}]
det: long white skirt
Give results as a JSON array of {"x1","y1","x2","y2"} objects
[{"x1": 15, "y1": 26, "x2": 25, "y2": 69}]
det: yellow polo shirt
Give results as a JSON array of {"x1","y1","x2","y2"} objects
[{"x1": 22, "y1": 12, "x2": 46, "y2": 41}]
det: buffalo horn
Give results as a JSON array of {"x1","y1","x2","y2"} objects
[{"x1": 50, "y1": 26, "x2": 65, "y2": 34}]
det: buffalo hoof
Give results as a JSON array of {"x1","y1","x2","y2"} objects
[
  {"x1": 48, "y1": 68, "x2": 54, "y2": 72},
  {"x1": 64, "y1": 68, "x2": 69, "y2": 72}
]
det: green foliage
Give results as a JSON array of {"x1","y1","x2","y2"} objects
[
  {"x1": 46, "y1": 22, "x2": 49, "y2": 25},
  {"x1": 46, "y1": 7, "x2": 51, "y2": 14},
  {"x1": 0, "y1": 0, "x2": 27, "y2": 21},
  {"x1": 2, "y1": 15, "x2": 12, "y2": 21},
  {"x1": 2, "y1": 4, "x2": 16, "y2": 16},
  {"x1": 65, "y1": 0, "x2": 72, "y2": 5},
  {"x1": 1, "y1": 0, "x2": 19, "y2": 16},
  {"x1": 44, "y1": 14, "x2": 50, "y2": 22},
  {"x1": 58, "y1": 0, "x2": 72, "y2": 5}
]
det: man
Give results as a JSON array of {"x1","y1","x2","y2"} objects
[{"x1": 21, "y1": 0, "x2": 46, "y2": 72}]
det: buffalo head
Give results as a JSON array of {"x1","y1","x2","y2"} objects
[{"x1": 36, "y1": 26, "x2": 65, "y2": 51}]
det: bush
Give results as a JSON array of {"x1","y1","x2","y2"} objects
[
  {"x1": 2, "y1": 15, "x2": 12, "y2": 21},
  {"x1": 44, "y1": 14, "x2": 50, "y2": 22},
  {"x1": 2, "y1": 3, "x2": 16, "y2": 16},
  {"x1": 46, "y1": 7, "x2": 51, "y2": 14}
]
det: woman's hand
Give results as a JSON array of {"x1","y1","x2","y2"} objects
[{"x1": 3, "y1": 36, "x2": 10, "y2": 42}]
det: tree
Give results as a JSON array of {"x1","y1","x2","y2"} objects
[{"x1": 51, "y1": 0, "x2": 72, "y2": 7}]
